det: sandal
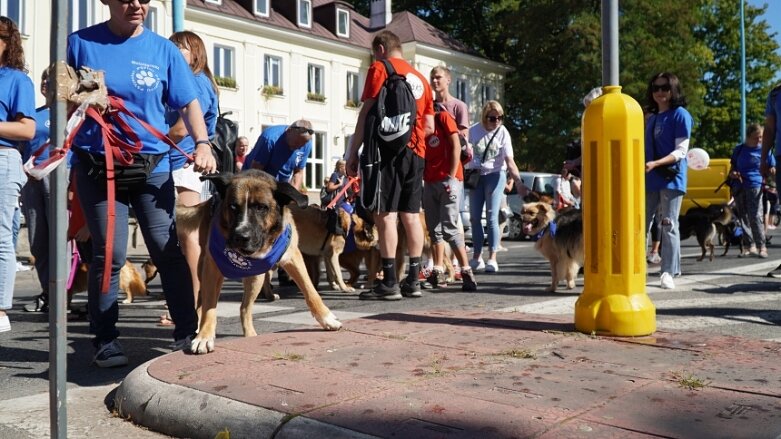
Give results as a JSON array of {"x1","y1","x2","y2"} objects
[{"x1": 157, "y1": 314, "x2": 174, "y2": 326}]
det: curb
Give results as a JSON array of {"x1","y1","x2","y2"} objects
[{"x1": 114, "y1": 360, "x2": 378, "y2": 439}]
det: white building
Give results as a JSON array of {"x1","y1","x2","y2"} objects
[{"x1": 7, "y1": 0, "x2": 510, "y2": 194}]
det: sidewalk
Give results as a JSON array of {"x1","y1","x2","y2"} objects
[{"x1": 114, "y1": 310, "x2": 781, "y2": 439}]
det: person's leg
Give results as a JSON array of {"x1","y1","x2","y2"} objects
[
  {"x1": 441, "y1": 179, "x2": 476, "y2": 290},
  {"x1": 746, "y1": 187, "x2": 767, "y2": 256},
  {"x1": 74, "y1": 163, "x2": 129, "y2": 348},
  {"x1": 659, "y1": 189, "x2": 684, "y2": 278},
  {"x1": 483, "y1": 171, "x2": 506, "y2": 269},
  {"x1": 423, "y1": 182, "x2": 446, "y2": 285},
  {"x1": 176, "y1": 187, "x2": 202, "y2": 307},
  {"x1": 21, "y1": 177, "x2": 51, "y2": 297},
  {"x1": 0, "y1": 149, "x2": 26, "y2": 324},
  {"x1": 469, "y1": 177, "x2": 486, "y2": 263},
  {"x1": 734, "y1": 188, "x2": 754, "y2": 251},
  {"x1": 133, "y1": 172, "x2": 197, "y2": 342}
]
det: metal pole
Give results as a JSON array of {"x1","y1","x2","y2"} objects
[
  {"x1": 49, "y1": 0, "x2": 68, "y2": 437},
  {"x1": 173, "y1": 0, "x2": 184, "y2": 32},
  {"x1": 602, "y1": 0, "x2": 619, "y2": 87},
  {"x1": 740, "y1": 0, "x2": 746, "y2": 142}
]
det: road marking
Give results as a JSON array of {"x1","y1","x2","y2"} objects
[
  {"x1": 259, "y1": 310, "x2": 373, "y2": 325},
  {"x1": 657, "y1": 312, "x2": 781, "y2": 330}
]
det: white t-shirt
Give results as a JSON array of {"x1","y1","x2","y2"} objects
[{"x1": 468, "y1": 123, "x2": 512, "y2": 175}]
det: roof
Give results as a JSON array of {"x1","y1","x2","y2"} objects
[{"x1": 186, "y1": 0, "x2": 481, "y2": 57}]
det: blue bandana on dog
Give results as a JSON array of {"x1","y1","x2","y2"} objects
[
  {"x1": 534, "y1": 220, "x2": 557, "y2": 241},
  {"x1": 209, "y1": 222, "x2": 292, "y2": 279}
]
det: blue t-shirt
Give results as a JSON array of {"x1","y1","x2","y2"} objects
[
  {"x1": 766, "y1": 85, "x2": 781, "y2": 154},
  {"x1": 645, "y1": 106, "x2": 693, "y2": 192},
  {"x1": 167, "y1": 72, "x2": 218, "y2": 170},
  {"x1": 244, "y1": 125, "x2": 312, "y2": 182},
  {"x1": 67, "y1": 23, "x2": 198, "y2": 172},
  {"x1": 0, "y1": 67, "x2": 36, "y2": 148},
  {"x1": 731, "y1": 143, "x2": 775, "y2": 189},
  {"x1": 22, "y1": 106, "x2": 51, "y2": 165}
]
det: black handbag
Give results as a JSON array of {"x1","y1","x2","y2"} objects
[
  {"x1": 651, "y1": 116, "x2": 681, "y2": 181},
  {"x1": 464, "y1": 129, "x2": 500, "y2": 190},
  {"x1": 74, "y1": 148, "x2": 164, "y2": 191}
]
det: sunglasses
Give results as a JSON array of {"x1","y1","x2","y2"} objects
[
  {"x1": 293, "y1": 127, "x2": 314, "y2": 135},
  {"x1": 487, "y1": 115, "x2": 503, "y2": 123},
  {"x1": 652, "y1": 83, "x2": 671, "y2": 92},
  {"x1": 116, "y1": 0, "x2": 152, "y2": 4}
]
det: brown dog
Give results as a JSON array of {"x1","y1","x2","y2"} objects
[
  {"x1": 176, "y1": 170, "x2": 342, "y2": 354},
  {"x1": 290, "y1": 205, "x2": 354, "y2": 292},
  {"x1": 339, "y1": 212, "x2": 380, "y2": 287},
  {"x1": 521, "y1": 202, "x2": 584, "y2": 292},
  {"x1": 69, "y1": 259, "x2": 147, "y2": 304}
]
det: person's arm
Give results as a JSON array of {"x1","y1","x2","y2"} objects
[
  {"x1": 290, "y1": 168, "x2": 304, "y2": 192},
  {"x1": 0, "y1": 116, "x2": 35, "y2": 141},
  {"x1": 762, "y1": 113, "x2": 776, "y2": 176},
  {"x1": 326, "y1": 175, "x2": 343, "y2": 192},
  {"x1": 179, "y1": 99, "x2": 216, "y2": 173},
  {"x1": 447, "y1": 132, "x2": 460, "y2": 179},
  {"x1": 346, "y1": 97, "x2": 375, "y2": 177},
  {"x1": 167, "y1": 117, "x2": 187, "y2": 143},
  {"x1": 424, "y1": 114, "x2": 435, "y2": 138}
]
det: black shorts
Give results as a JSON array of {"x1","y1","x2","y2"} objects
[{"x1": 378, "y1": 146, "x2": 424, "y2": 213}]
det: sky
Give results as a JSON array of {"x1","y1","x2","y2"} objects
[{"x1": 749, "y1": 0, "x2": 781, "y2": 58}]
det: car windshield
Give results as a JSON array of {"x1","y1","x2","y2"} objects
[{"x1": 534, "y1": 176, "x2": 558, "y2": 195}]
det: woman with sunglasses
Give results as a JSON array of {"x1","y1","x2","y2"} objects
[
  {"x1": 466, "y1": 100, "x2": 524, "y2": 273},
  {"x1": 644, "y1": 72, "x2": 693, "y2": 290},
  {"x1": 67, "y1": 0, "x2": 216, "y2": 367},
  {"x1": 0, "y1": 16, "x2": 36, "y2": 333}
]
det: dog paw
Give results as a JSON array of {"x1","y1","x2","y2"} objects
[
  {"x1": 121, "y1": 298, "x2": 131, "y2": 304},
  {"x1": 190, "y1": 336, "x2": 215, "y2": 354},
  {"x1": 316, "y1": 312, "x2": 342, "y2": 331},
  {"x1": 566, "y1": 281, "x2": 576, "y2": 289},
  {"x1": 545, "y1": 286, "x2": 557, "y2": 293}
]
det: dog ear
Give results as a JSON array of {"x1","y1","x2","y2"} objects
[
  {"x1": 201, "y1": 173, "x2": 233, "y2": 198},
  {"x1": 274, "y1": 182, "x2": 309, "y2": 208}
]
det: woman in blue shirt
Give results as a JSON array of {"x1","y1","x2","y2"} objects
[
  {"x1": 729, "y1": 123, "x2": 775, "y2": 258},
  {"x1": 0, "y1": 16, "x2": 35, "y2": 333},
  {"x1": 67, "y1": 1, "x2": 216, "y2": 367},
  {"x1": 644, "y1": 72, "x2": 693, "y2": 290}
]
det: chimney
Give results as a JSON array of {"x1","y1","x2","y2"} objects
[{"x1": 370, "y1": 0, "x2": 392, "y2": 29}]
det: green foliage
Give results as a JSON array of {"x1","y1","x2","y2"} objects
[
  {"x1": 214, "y1": 76, "x2": 236, "y2": 89},
  {"x1": 261, "y1": 84, "x2": 283, "y2": 98},
  {"x1": 343, "y1": 0, "x2": 781, "y2": 170},
  {"x1": 307, "y1": 92, "x2": 327, "y2": 102}
]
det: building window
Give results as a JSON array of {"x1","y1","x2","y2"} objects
[
  {"x1": 297, "y1": 0, "x2": 312, "y2": 28},
  {"x1": 144, "y1": 6, "x2": 158, "y2": 33},
  {"x1": 254, "y1": 0, "x2": 269, "y2": 16},
  {"x1": 205, "y1": 0, "x2": 222, "y2": 5},
  {"x1": 213, "y1": 45, "x2": 235, "y2": 79},
  {"x1": 346, "y1": 72, "x2": 359, "y2": 107},
  {"x1": 69, "y1": 0, "x2": 95, "y2": 33},
  {"x1": 306, "y1": 131, "x2": 325, "y2": 190},
  {"x1": 481, "y1": 84, "x2": 496, "y2": 105},
  {"x1": 336, "y1": 8, "x2": 349, "y2": 38},
  {"x1": 0, "y1": 0, "x2": 25, "y2": 34},
  {"x1": 456, "y1": 79, "x2": 468, "y2": 103},
  {"x1": 264, "y1": 55, "x2": 282, "y2": 90},
  {"x1": 307, "y1": 64, "x2": 324, "y2": 96}
]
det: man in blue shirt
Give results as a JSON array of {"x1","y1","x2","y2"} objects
[{"x1": 245, "y1": 120, "x2": 313, "y2": 191}]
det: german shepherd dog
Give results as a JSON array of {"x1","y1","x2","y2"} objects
[
  {"x1": 175, "y1": 170, "x2": 342, "y2": 354},
  {"x1": 338, "y1": 205, "x2": 380, "y2": 288},
  {"x1": 520, "y1": 202, "x2": 584, "y2": 292},
  {"x1": 678, "y1": 203, "x2": 734, "y2": 261}
]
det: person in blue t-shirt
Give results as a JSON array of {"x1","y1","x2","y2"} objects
[
  {"x1": 20, "y1": 67, "x2": 54, "y2": 314},
  {"x1": 245, "y1": 120, "x2": 313, "y2": 191},
  {"x1": 0, "y1": 16, "x2": 36, "y2": 333},
  {"x1": 761, "y1": 83, "x2": 781, "y2": 277},
  {"x1": 165, "y1": 31, "x2": 218, "y2": 320},
  {"x1": 729, "y1": 123, "x2": 775, "y2": 258},
  {"x1": 67, "y1": 1, "x2": 216, "y2": 367},
  {"x1": 644, "y1": 72, "x2": 693, "y2": 291}
]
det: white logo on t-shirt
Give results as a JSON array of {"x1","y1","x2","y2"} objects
[
  {"x1": 405, "y1": 73, "x2": 425, "y2": 100},
  {"x1": 131, "y1": 65, "x2": 161, "y2": 92},
  {"x1": 427, "y1": 135, "x2": 440, "y2": 148}
]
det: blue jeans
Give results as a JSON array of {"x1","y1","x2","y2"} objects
[
  {"x1": 0, "y1": 148, "x2": 27, "y2": 310},
  {"x1": 646, "y1": 189, "x2": 683, "y2": 276},
  {"x1": 21, "y1": 176, "x2": 51, "y2": 295},
  {"x1": 75, "y1": 164, "x2": 197, "y2": 345},
  {"x1": 735, "y1": 187, "x2": 765, "y2": 248},
  {"x1": 469, "y1": 171, "x2": 506, "y2": 257}
]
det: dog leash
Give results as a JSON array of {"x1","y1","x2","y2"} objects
[{"x1": 325, "y1": 176, "x2": 360, "y2": 210}]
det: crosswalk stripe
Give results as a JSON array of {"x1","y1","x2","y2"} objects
[{"x1": 259, "y1": 310, "x2": 374, "y2": 325}]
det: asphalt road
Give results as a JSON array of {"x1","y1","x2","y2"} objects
[{"x1": 1, "y1": 227, "x2": 780, "y2": 438}]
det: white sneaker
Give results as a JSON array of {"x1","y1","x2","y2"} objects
[
  {"x1": 647, "y1": 252, "x2": 661, "y2": 265},
  {"x1": 485, "y1": 260, "x2": 499, "y2": 273},
  {"x1": 660, "y1": 272, "x2": 675, "y2": 290},
  {"x1": 0, "y1": 315, "x2": 10, "y2": 333},
  {"x1": 469, "y1": 257, "x2": 485, "y2": 272}
]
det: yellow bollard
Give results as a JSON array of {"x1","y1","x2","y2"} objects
[{"x1": 574, "y1": 85, "x2": 656, "y2": 336}]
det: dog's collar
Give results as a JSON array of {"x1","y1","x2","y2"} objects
[
  {"x1": 208, "y1": 222, "x2": 293, "y2": 278},
  {"x1": 533, "y1": 220, "x2": 556, "y2": 241}
]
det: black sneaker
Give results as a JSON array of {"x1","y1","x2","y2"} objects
[
  {"x1": 426, "y1": 269, "x2": 447, "y2": 289},
  {"x1": 400, "y1": 279, "x2": 423, "y2": 298},
  {"x1": 767, "y1": 264, "x2": 781, "y2": 278},
  {"x1": 93, "y1": 340, "x2": 129, "y2": 368},
  {"x1": 461, "y1": 269, "x2": 477, "y2": 292},
  {"x1": 23, "y1": 294, "x2": 49, "y2": 313},
  {"x1": 359, "y1": 282, "x2": 402, "y2": 300}
]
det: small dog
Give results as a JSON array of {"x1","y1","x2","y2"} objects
[
  {"x1": 678, "y1": 204, "x2": 733, "y2": 261},
  {"x1": 175, "y1": 170, "x2": 341, "y2": 354},
  {"x1": 520, "y1": 202, "x2": 584, "y2": 292},
  {"x1": 69, "y1": 260, "x2": 147, "y2": 304}
]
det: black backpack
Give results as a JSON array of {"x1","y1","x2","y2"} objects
[
  {"x1": 360, "y1": 59, "x2": 417, "y2": 212},
  {"x1": 211, "y1": 110, "x2": 238, "y2": 174}
]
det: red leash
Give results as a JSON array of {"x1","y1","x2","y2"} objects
[{"x1": 325, "y1": 176, "x2": 360, "y2": 210}]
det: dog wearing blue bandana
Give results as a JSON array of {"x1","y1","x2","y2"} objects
[
  {"x1": 176, "y1": 170, "x2": 342, "y2": 354},
  {"x1": 520, "y1": 202, "x2": 584, "y2": 292}
]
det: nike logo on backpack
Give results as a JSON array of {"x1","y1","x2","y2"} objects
[{"x1": 378, "y1": 112, "x2": 412, "y2": 141}]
